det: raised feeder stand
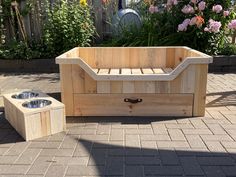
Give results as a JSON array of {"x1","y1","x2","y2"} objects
[
  {"x1": 56, "y1": 47, "x2": 213, "y2": 117},
  {"x1": 3, "y1": 91, "x2": 66, "y2": 141}
]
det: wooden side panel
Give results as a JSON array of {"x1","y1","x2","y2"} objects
[
  {"x1": 123, "y1": 81, "x2": 135, "y2": 93},
  {"x1": 66, "y1": 47, "x2": 80, "y2": 58},
  {"x1": 156, "y1": 81, "x2": 170, "y2": 93},
  {"x1": 74, "y1": 94, "x2": 193, "y2": 116},
  {"x1": 155, "y1": 48, "x2": 166, "y2": 67},
  {"x1": 174, "y1": 47, "x2": 185, "y2": 67},
  {"x1": 60, "y1": 65, "x2": 74, "y2": 116},
  {"x1": 180, "y1": 65, "x2": 196, "y2": 93},
  {"x1": 97, "y1": 81, "x2": 110, "y2": 93},
  {"x1": 79, "y1": 48, "x2": 97, "y2": 93},
  {"x1": 50, "y1": 108, "x2": 66, "y2": 134},
  {"x1": 40, "y1": 111, "x2": 51, "y2": 137},
  {"x1": 95, "y1": 47, "x2": 113, "y2": 68},
  {"x1": 193, "y1": 64, "x2": 208, "y2": 116},
  {"x1": 72, "y1": 65, "x2": 85, "y2": 93},
  {"x1": 25, "y1": 113, "x2": 42, "y2": 141},
  {"x1": 85, "y1": 73, "x2": 97, "y2": 93},
  {"x1": 166, "y1": 48, "x2": 175, "y2": 68},
  {"x1": 79, "y1": 47, "x2": 96, "y2": 67},
  {"x1": 129, "y1": 48, "x2": 141, "y2": 68},
  {"x1": 111, "y1": 81, "x2": 123, "y2": 93},
  {"x1": 112, "y1": 48, "x2": 130, "y2": 68},
  {"x1": 134, "y1": 81, "x2": 155, "y2": 93},
  {"x1": 3, "y1": 98, "x2": 26, "y2": 139}
]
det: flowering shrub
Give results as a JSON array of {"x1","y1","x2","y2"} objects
[
  {"x1": 44, "y1": 0, "x2": 95, "y2": 56},
  {"x1": 109, "y1": 0, "x2": 236, "y2": 55}
]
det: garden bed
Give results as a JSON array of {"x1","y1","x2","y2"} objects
[
  {"x1": 0, "y1": 59, "x2": 59, "y2": 73},
  {"x1": 209, "y1": 56, "x2": 236, "y2": 73}
]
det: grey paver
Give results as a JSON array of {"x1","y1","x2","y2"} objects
[
  {"x1": 110, "y1": 129, "x2": 124, "y2": 141},
  {"x1": 66, "y1": 165, "x2": 104, "y2": 176},
  {"x1": 180, "y1": 157, "x2": 204, "y2": 175},
  {"x1": 14, "y1": 148, "x2": 41, "y2": 165},
  {"x1": 203, "y1": 166, "x2": 226, "y2": 177},
  {"x1": 185, "y1": 135, "x2": 206, "y2": 149},
  {"x1": 0, "y1": 72, "x2": 236, "y2": 177},
  {"x1": 53, "y1": 156, "x2": 89, "y2": 165},
  {"x1": 144, "y1": 165, "x2": 183, "y2": 176},
  {"x1": 45, "y1": 164, "x2": 67, "y2": 177},
  {"x1": 159, "y1": 148, "x2": 179, "y2": 165},
  {"x1": 125, "y1": 166, "x2": 144, "y2": 177},
  {"x1": 168, "y1": 129, "x2": 186, "y2": 141},
  {"x1": 0, "y1": 156, "x2": 18, "y2": 165},
  {"x1": 197, "y1": 156, "x2": 235, "y2": 166}
]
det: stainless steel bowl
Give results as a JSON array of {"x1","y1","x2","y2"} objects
[
  {"x1": 22, "y1": 99, "x2": 52, "y2": 108},
  {"x1": 12, "y1": 91, "x2": 39, "y2": 99}
]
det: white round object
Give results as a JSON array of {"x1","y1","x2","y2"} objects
[{"x1": 112, "y1": 8, "x2": 142, "y2": 35}]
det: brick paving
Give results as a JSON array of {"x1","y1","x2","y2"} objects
[{"x1": 0, "y1": 73, "x2": 235, "y2": 176}]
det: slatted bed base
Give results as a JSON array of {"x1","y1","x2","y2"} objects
[
  {"x1": 94, "y1": 68, "x2": 173, "y2": 75},
  {"x1": 56, "y1": 47, "x2": 213, "y2": 117}
]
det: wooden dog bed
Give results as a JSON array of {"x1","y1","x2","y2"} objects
[{"x1": 56, "y1": 47, "x2": 212, "y2": 117}]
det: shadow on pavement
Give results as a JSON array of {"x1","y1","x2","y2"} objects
[
  {"x1": 75, "y1": 139, "x2": 236, "y2": 177},
  {"x1": 206, "y1": 91, "x2": 236, "y2": 107}
]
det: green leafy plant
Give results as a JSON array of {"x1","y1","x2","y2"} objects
[{"x1": 43, "y1": 0, "x2": 96, "y2": 56}]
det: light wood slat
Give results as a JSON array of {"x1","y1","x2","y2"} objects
[
  {"x1": 153, "y1": 68, "x2": 164, "y2": 74},
  {"x1": 163, "y1": 68, "x2": 173, "y2": 73},
  {"x1": 60, "y1": 65, "x2": 74, "y2": 115},
  {"x1": 121, "y1": 68, "x2": 131, "y2": 75},
  {"x1": 134, "y1": 81, "x2": 155, "y2": 93},
  {"x1": 123, "y1": 81, "x2": 135, "y2": 93},
  {"x1": 193, "y1": 65, "x2": 208, "y2": 116},
  {"x1": 85, "y1": 73, "x2": 97, "y2": 93},
  {"x1": 110, "y1": 69, "x2": 120, "y2": 75},
  {"x1": 131, "y1": 68, "x2": 142, "y2": 74},
  {"x1": 97, "y1": 81, "x2": 110, "y2": 93},
  {"x1": 142, "y1": 68, "x2": 154, "y2": 74},
  {"x1": 93, "y1": 69, "x2": 99, "y2": 74},
  {"x1": 111, "y1": 81, "x2": 123, "y2": 93},
  {"x1": 98, "y1": 69, "x2": 110, "y2": 74},
  {"x1": 73, "y1": 93, "x2": 193, "y2": 116},
  {"x1": 72, "y1": 65, "x2": 85, "y2": 93}
]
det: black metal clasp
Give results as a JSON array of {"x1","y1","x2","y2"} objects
[{"x1": 124, "y1": 98, "x2": 142, "y2": 104}]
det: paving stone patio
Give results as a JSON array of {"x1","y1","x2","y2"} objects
[{"x1": 0, "y1": 72, "x2": 235, "y2": 177}]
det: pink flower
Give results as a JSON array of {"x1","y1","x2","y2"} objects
[
  {"x1": 204, "y1": 27, "x2": 209, "y2": 32},
  {"x1": 190, "y1": 0, "x2": 197, "y2": 4},
  {"x1": 212, "y1": 5, "x2": 223, "y2": 13},
  {"x1": 223, "y1": 10, "x2": 230, "y2": 17},
  {"x1": 177, "y1": 19, "x2": 190, "y2": 32},
  {"x1": 205, "y1": 19, "x2": 222, "y2": 33},
  {"x1": 167, "y1": 0, "x2": 178, "y2": 6},
  {"x1": 178, "y1": 24, "x2": 187, "y2": 31},
  {"x1": 228, "y1": 19, "x2": 236, "y2": 29},
  {"x1": 181, "y1": 5, "x2": 194, "y2": 14},
  {"x1": 189, "y1": 17, "x2": 197, "y2": 26},
  {"x1": 198, "y1": 1, "x2": 206, "y2": 11},
  {"x1": 149, "y1": 5, "x2": 158, "y2": 14},
  {"x1": 183, "y1": 18, "x2": 191, "y2": 26}
]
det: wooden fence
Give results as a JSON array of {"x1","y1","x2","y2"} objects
[
  {"x1": 2, "y1": 0, "x2": 236, "y2": 44},
  {"x1": 2, "y1": 0, "x2": 118, "y2": 43}
]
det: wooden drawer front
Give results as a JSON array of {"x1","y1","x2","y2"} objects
[{"x1": 74, "y1": 94, "x2": 193, "y2": 117}]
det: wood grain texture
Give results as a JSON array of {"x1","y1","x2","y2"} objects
[
  {"x1": 56, "y1": 47, "x2": 212, "y2": 117},
  {"x1": 60, "y1": 64, "x2": 74, "y2": 116},
  {"x1": 97, "y1": 81, "x2": 110, "y2": 93},
  {"x1": 74, "y1": 94, "x2": 193, "y2": 116},
  {"x1": 193, "y1": 64, "x2": 208, "y2": 116},
  {"x1": 72, "y1": 65, "x2": 85, "y2": 93},
  {"x1": 3, "y1": 91, "x2": 66, "y2": 141}
]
